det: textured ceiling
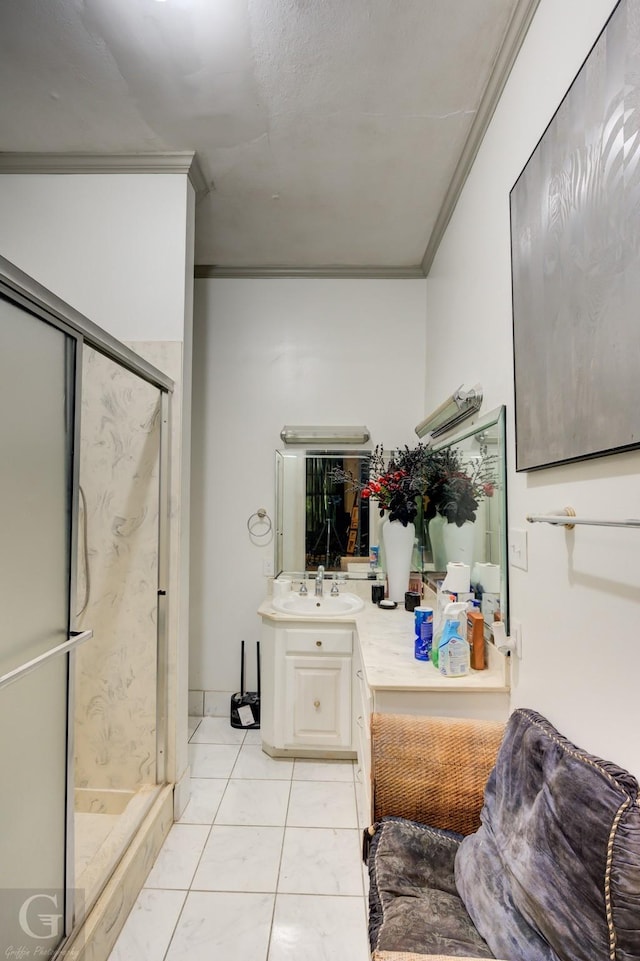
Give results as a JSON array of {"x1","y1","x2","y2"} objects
[{"x1": 0, "y1": 0, "x2": 535, "y2": 272}]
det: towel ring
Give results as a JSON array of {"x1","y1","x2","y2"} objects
[{"x1": 247, "y1": 508, "x2": 272, "y2": 536}]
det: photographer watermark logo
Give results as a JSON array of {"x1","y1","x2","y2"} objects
[
  {"x1": 19, "y1": 893, "x2": 63, "y2": 941},
  {"x1": 2, "y1": 888, "x2": 83, "y2": 959}
]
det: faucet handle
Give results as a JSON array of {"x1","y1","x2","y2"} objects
[
  {"x1": 330, "y1": 575, "x2": 340, "y2": 596},
  {"x1": 299, "y1": 576, "x2": 308, "y2": 595}
]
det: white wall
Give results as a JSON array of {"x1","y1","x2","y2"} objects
[
  {"x1": 190, "y1": 278, "x2": 427, "y2": 696},
  {"x1": 0, "y1": 171, "x2": 194, "y2": 799},
  {"x1": 0, "y1": 174, "x2": 187, "y2": 341},
  {"x1": 426, "y1": 0, "x2": 640, "y2": 774}
]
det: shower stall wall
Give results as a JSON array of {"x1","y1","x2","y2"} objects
[{"x1": 74, "y1": 345, "x2": 164, "y2": 910}]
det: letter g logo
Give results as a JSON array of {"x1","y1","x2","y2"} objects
[{"x1": 18, "y1": 893, "x2": 63, "y2": 940}]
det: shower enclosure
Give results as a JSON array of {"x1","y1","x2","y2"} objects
[{"x1": 0, "y1": 257, "x2": 173, "y2": 956}]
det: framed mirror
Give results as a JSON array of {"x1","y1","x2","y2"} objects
[
  {"x1": 427, "y1": 405, "x2": 508, "y2": 630},
  {"x1": 275, "y1": 449, "x2": 375, "y2": 577}
]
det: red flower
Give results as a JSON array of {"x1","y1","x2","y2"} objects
[{"x1": 361, "y1": 488, "x2": 371, "y2": 499}]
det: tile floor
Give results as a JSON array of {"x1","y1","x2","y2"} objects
[{"x1": 107, "y1": 716, "x2": 371, "y2": 961}]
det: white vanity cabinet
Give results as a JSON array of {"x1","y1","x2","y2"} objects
[
  {"x1": 260, "y1": 617, "x2": 355, "y2": 757},
  {"x1": 259, "y1": 599, "x2": 510, "y2": 787}
]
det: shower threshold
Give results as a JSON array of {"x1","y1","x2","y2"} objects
[{"x1": 74, "y1": 783, "x2": 161, "y2": 914}]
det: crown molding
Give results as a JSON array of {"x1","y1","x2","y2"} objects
[
  {"x1": 0, "y1": 150, "x2": 209, "y2": 197},
  {"x1": 421, "y1": 0, "x2": 542, "y2": 275},
  {"x1": 194, "y1": 264, "x2": 426, "y2": 280}
]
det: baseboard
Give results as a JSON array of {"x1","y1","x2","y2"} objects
[
  {"x1": 173, "y1": 765, "x2": 191, "y2": 820},
  {"x1": 189, "y1": 688, "x2": 234, "y2": 717}
]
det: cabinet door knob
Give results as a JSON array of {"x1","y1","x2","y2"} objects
[
  {"x1": 315, "y1": 640, "x2": 322, "y2": 647},
  {"x1": 314, "y1": 699, "x2": 320, "y2": 709}
]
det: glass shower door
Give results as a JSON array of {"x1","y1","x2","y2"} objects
[{"x1": 0, "y1": 298, "x2": 77, "y2": 955}]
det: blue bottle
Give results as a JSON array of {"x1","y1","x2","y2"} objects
[{"x1": 414, "y1": 606, "x2": 434, "y2": 661}]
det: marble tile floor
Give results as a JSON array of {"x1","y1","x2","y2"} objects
[{"x1": 107, "y1": 715, "x2": 371, "y2": 961}]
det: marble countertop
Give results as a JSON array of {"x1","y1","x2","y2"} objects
[{"x1": 258, "y1": 597, "x2": 510, "y2": 694}]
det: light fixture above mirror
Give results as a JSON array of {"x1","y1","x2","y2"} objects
[
  {"x1": 414, "y1": 385, "x2": 482, "y2": 444},
  {"x1": 280, "y1": 425, "x2": 370, "y2": 445}
]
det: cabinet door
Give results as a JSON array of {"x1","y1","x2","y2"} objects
[{"x1": 284, "y1": 656, "x2": 351, "y2": 748}]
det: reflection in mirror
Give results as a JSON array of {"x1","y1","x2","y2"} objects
[
  {"x1": 275, "y1": 450, "x2": 372, "y2": 574},
  {"x1": 427, "y1": 405, "x2": 508, "y2": 630}
]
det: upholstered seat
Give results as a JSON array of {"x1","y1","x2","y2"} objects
[
  {"x1": 368, "y1": 817, "x2": 493, "y2": 957},
  {"x1": 365, "y1": 709, "x2": 640, "y2": 961}
]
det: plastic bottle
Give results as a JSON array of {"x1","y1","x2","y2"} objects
[
  {"x1": 431, "y1": 600, "x2": 466, "y2": 669},
  {"x1": 437, "y1": 602, "x2": 470, "y2": 677},
  {"x1": 413, "y1": 606, "x2": 434, "y2": 661},
  {"x1": 467, "y1": 609, "x2": 485, "y2": 670}
]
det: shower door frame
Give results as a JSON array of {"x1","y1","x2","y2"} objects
[{"x1": 0, "y1": 254, "x2": 174, "y2": 944}]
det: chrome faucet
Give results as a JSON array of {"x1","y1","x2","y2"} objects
[{"x1": 315, "y1": 565, "x2": 325, "y2": 597}]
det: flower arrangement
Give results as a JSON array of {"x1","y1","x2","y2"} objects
[
  {"x1": 332, "y1": 443, "x2": 434, "y2": 526},
  {"x1": 332, "y1": 443, "x2": 497, "y2": 528},
  {"x1": 424, "y1": 447, "x2": 496, "y2": 527}
]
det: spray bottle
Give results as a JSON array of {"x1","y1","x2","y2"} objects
[
  {"x1": 431, "y1": 600, "x2": 466, "y2": 669},
  {"x1": 437, "y1": 602, "x2": 470, "y2": 676}
]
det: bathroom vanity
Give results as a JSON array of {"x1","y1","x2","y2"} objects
[{"x1": 258, "y1": 593, "x2": 510, "y2": 816}]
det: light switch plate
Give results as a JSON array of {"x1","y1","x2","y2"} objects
[
  {"x1": 511, "y1": 618, "x2": 523, "y2": 659},
  {"x1": 509, "y1": 528, "x2": 528, "y2": 571}
]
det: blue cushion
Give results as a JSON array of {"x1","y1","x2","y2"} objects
[
  {"x1": 368, "y1": 816, "x2": 494, "y2": 957},
  {"x1": 455, "y1": 708, "x2": 640, "y2": 961}
]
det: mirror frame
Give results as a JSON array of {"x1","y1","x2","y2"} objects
[{"x1": 274, "y1": 448, "x2": 376, "y2": 578}]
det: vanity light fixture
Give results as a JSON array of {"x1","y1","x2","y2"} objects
[
  {"x1": 414, "y1": 385, "x2": 483, "y2": 445},
  {"x1": 280, "y1": 425, "x2": 370, "y2": 445}
]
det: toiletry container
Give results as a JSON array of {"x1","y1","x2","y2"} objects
[
  {"x1": 405, "y1": 591, "x2": 421, "y2": 612},
  {"x1": 413, "y1": 606, "x2": 434, "y2": 661},
  {"x1": 431, "y1": 600, "x2": 466, "y2": 669},
  {"x1": 438, "y1": 602, "x2": 470, "y2": 677},
  {"x1": 467, "y1": 609, "x2": 485, "y2": 670}
]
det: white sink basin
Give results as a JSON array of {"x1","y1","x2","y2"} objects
[{"x1": 271, "y1": 591, "x2": 364, "y2": 617}]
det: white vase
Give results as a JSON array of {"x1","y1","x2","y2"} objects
[
  {"x1": 442, "y1": 519, "x2": 475, "y2": 566},
  {"x1": 382, "y1": 517, "x2": 415, "y2": 602},
  {"x1": 427, "y1": 512, "x2": 447, "y2": 571}
]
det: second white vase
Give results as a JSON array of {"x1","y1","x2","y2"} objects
[
  {"x1": 427, "y1": 512, "x2": 447, "y2": 571},
  {"x1": 442, "y1": 519, "x2": 475, "y2": 566}
]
